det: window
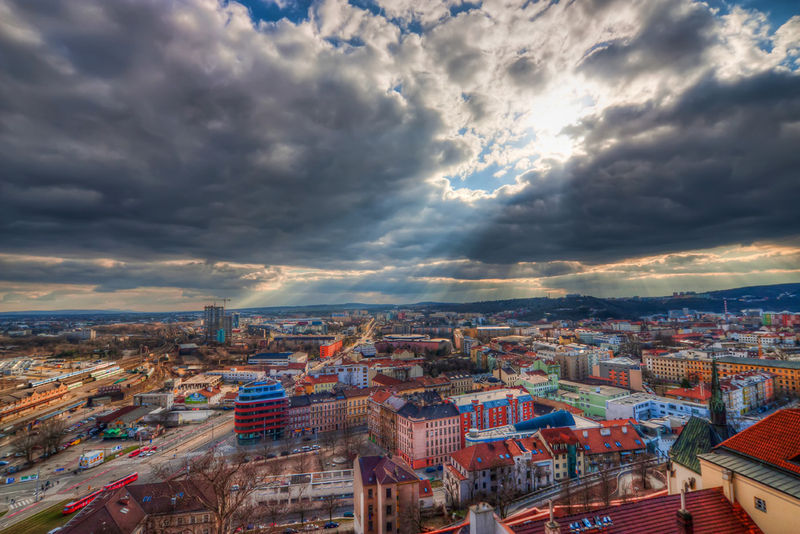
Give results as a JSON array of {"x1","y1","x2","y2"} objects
[
  {"x1": 755, "y1": 497, "x2": 767, "y2": 512},
  {"x1": 387, "y1": 522, "x2": 393, "y2": 531},
  {"x1": 368, "y1": 489, "x2": 373, "y2": 498},
  {"x1": 386, "y1": 505, "x2": 392, "y2": 515},
  {"x1": 386, "y1": 488, "x2": 392, "y2": 498}
]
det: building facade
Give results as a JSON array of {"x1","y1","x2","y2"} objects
[{"x1": 234, "y1": 379, "x2": 288, "y2": 441}]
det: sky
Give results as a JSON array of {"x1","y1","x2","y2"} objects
[{"x1": 0, "y1": 0, "x2": 799, "y2": 312}]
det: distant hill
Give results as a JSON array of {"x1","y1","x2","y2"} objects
[
  {"x1": 407, "y1": 283, "x2": 800, "y2": 320},
  {"x1": 2, "y1": 283, "x2": 798, "y2": 321}
]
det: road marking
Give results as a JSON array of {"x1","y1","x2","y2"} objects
[
  {"x1": 5, "y1": 499, "x2": 40, "y2": 518},
  {"x1": 58, "y1": 465, "x2": 114, "y2": 494}
]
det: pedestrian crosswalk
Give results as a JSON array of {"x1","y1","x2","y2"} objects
[{"x1": 9, "y1": 497, "x2": 33, "y2": 509}]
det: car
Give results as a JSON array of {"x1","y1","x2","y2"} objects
[
  {"x1": 0, "y1": 461, "x2": 8, "y2": 466},
  {"x1": 266, "y1": 453, "x2": 277, "y2": 459},
  {"x1": 280, "y1": 451, "x2": 290, "y2": 457},
  {"x1": 343, "y1": 511, "x2": 354, "y2": 517},
  {"x1": 303, "y1": 524, "x2": 318, "y2": 531},
  {"x1": 230, "y1": 484, "x2": 240, "y2": 492},
  {"x1": 301, "y1": 446, "x2": 312, "y2": 452},
  {"x1": 283, "y1": 529, "x2": 299, "y2": 534},
  {"x1": 425, "y1": 467, "x2": 436, "y2": 473},
  {"x1": 323, "y1": 522, "x2": 339, "y2": 529},
  {"x1": 311, "y1": 445, "x2": 321, "y2": 450},
  {"x1": 292, "y1": 448, "x2": 301, "y2": 454}
]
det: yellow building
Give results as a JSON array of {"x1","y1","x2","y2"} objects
[
  {"x1": 697, "y1": 408, "x2": 800, "y2": 534},
  {"x1": 344, "y1": 388, "x2": 372, "y2": 428}
]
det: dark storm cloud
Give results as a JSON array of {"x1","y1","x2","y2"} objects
[
  {"x1": 578, "y1": 0, "x2": 716, "y2": 83},
  {"x1": 0, "y1": 256, "x2": 280, "y2": 293},
  {"x1": 0, "y1": 0, "x2": 466, "y2": 265},
  {"x1": 468, "y1": 70, "x2": 800, "y2": 264}
]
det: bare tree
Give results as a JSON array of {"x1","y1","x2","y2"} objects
[
  {"x1": 261, "y1": 499, "x2": 288, "y2": 533},
  {"x1": 152, "y1": 450, "x2": 261, "y2": 533},
  {"x1": 577, "y1": 483, "x2": 593, "y2": 513},
  {"x1": 320, "y1": 493, "x2": 340, "y2": 522},
  {"x1": 292, "y1": 450, "x2": 314, "y2": 476},
  {"x1": 39, "y1": 418, "x2": 66, "y2": 457},
  {"x1": 559, "y1": 478, "x2": 575, "y2": 514},
  {"x1": 598, "y1": 467, "x2": 614, "y2": 507},
  {"x1": 399, "y1": 500, "x2": 424, "y2": 534},
  {"x1": 290, "y1": 483, "x2": 310, "y2": 524},
  {"x1": 493, "y1": 474, "x2": 518, "y2": 518},
  {"x1": 12, "y1": 431, "x2": 39, "y2": 464},
  {"x1": 637, "y1": 454, "x2": 653, "y2": 490}
]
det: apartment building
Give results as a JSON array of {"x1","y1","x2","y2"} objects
[
  {"x1": 645, "y1": 353, "x2": 800, "y2": 395},
  {"x1": 447, "y1": 388, "x2": 535, "y2": 447},
  {"x1": 354, "y1": 456, "x2": 420, "y2": 534},
  {"x1": 396, "y1": 402, "x2": 460, "y2": 468}
]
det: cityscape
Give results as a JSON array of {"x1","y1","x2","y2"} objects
[{"x1": 1, "y1": 1, "x2": 799, "y2": 534}]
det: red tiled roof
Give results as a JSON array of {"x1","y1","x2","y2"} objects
[
  {"x1": 445, "y1": 463, "x2": 466, "y2": 481},
  {"x1": 370, "y1": 389, "x2": 393, "y2": 404},
  {"x1": 538, "y1": 427, "x2": 580, "y2": 447},
  {"x1": 450, "y1": 441, "x2": 515, "y2": 472},
  {"x1": 665, "y1": 386, "x2": 712, "y2": 402},
  {"x1": 509, "y1": 487, "x2": 762, "y2": 534},
  {"x1": 371, "y1": 373, "x2": 403, "y2": 386},
  {"x1": 419, "y1": 478, "x2": 433, "y2": 498},
  {"x1": 715, "y1": 407, "x2": 800, "y2": 475},
  {"x1": 574, "y1": 424, "x2": 645, "y2": 455},
  {"x1": 505, "y1": 437, "x2": 553, "y2": 460}
]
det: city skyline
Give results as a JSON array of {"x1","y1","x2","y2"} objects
[{"x1": 1, "y1": 0, "x2": 799, "y2": 311}]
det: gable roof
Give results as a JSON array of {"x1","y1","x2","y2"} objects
[
  {"x1": 358, "y1": 456, "x2": 418, "y2": 486},
  {"x1": 508, "y1": 487, "x2": 762, "y2": 534},
  {"x1": 714, "y1": 408, "x2": 800, "y2": 476},
  {"x1": 575, "y1": 424, "x2": 645, "y2": 456},
  {"x1": 450, "y1": 441, "x2": 515, "y2": 472},
  {"x1": 669, "y1": 416, "x2": 725, "y2": 473}
]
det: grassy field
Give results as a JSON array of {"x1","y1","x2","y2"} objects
[{"x1": 0, "y1": 499, "x2": 71, "y2": 534}]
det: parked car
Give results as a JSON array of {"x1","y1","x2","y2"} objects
[
  {"x1": 266, "y1": 453, "x2": 277, "y2": 459},
  {"x1": 425, "y1": 467, "x2": 436, "y2": 473},
  {"x1": 343, "y1": 511, "x2": 354, "y2": 517},
  {"x1": 283, "y1": 529, "x2": 299, "y2": 534},
  {"x1": 280, "y1": 451, "x2": 290, "y2": 457},
  {"x1": 292, "y1": 448, "x2": 301, "y2": 454},
  {"x1": 323, "y1": 522, "x2": 339, "y2": 529}
]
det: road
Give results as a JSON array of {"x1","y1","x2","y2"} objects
[{"x1": 0, "y1": 413, "x2": 233, "y2": 530}]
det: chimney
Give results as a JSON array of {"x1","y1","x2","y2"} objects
[
  {"x1": 676, "y1": 489, "x2": 693, "y2": 534},
  {"x1": 469, "y1": 502, "x2": 497, "y2": 534},
  {"x1": 544, "y1": 499, "x2": 560, "y2": 534},
  {"x1": 622, "y1": 426, "x2": 628, "y2": 434}
]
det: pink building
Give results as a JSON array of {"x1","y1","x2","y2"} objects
[{"x1": 396, "y1": 401, "x2": 461, "y2": 469}]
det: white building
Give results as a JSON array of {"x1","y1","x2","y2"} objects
[
  {"x1": 311, "y1": 363, "x2": 369, "y2": 388},
  {"x1": 606, "y1": 392, "x2": 709, "y2": 421},
  {"x1": 207, "y1": 368, "x2": 267, "y2": 383}
]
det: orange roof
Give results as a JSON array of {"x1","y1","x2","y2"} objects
[
  {"x1": 574, "y1": 424, "x2": 645, "y2": 455},
  {"x1": 665, "y1": 386, "x2": 712, "y2": 402},
  {"x1": 450, "y1": 441, "x2": 515, "y2": 472},
  {"x1": 715, "y1": 408, "x2": 800, "y2": 475}
]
